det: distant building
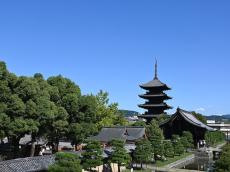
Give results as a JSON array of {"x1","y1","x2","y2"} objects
[
  {"x1": 207, "y1": 120, "x2": 216, "y2": 124},
  {"x1": 138, "y1": 61, "x2": 172, "y2": 123},
  {"x1": 160, "y1": 108, "x2": 215, "y2": 145},
  {"x1": 207, "y1": 122, "x2": 230, "y2": 136}
]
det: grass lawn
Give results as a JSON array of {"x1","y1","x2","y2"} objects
[{"x1": 155, "y1": 152, "x2": 192, "y2": 167}]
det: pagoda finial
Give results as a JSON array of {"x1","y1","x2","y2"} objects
[{"x1": 154, "y1": 58, "x2": 158, "y2": 79}]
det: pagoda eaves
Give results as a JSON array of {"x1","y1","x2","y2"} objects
[{"x1": 138, "y1": 60, "x2": 172, "y2": 122}]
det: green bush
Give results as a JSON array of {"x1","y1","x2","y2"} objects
[
  {"x1": 205, "y1": 131, "x2": 225, "y2": 146},
  {"x1": 172, "y1": 135, "x2": 184, "y2": 156},
  {"x1": 215, "y1": 144, "x2": 230, "y2": 172},
  {"x1": 48, "y1": 152, "x2": 82, "y2": 172},
  {"x1": 163, "y1": 141, "x2": 174, "y2": 157}
]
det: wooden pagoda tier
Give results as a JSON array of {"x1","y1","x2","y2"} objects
[{"x1": 138, "y1": 61, "x2": 172, "y2": 122}]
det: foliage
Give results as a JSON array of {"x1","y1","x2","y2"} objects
[
  {"x1": 95, "y1": 90, "x2": 128, "y2": 128},
  {"x1": 172, "y1": 135, "x2": 184, "y2": 156},
  {"x1": 48, "y1": 152, "x2": 82, "y2": 172},
  {"x1": 155, "y1": 114, "x2": 170, "y2": 125},
  {"x1": 133, "y1": 139, "x2": 152, "y2": 168},
  {"x1": 119, "y1": 110, "x2": 139, "y2": 117},
  {"x1": 82, "y1": 140, "x2": 103, "y2": 171},
  {"x1": 69, "y1": 122, "x2": 98, "y2": 145},
  {"x1": 131, "y1": 121, "x2": 146, "y2": 127},
  {"x1": 110, "y1": 139, "x2": 131, "y2": 172},
  {"x1": 215, "y1": 144, "x2": 230, "y2": 172},
  {"x1": 163, "y1": 141, "x2": 174, "y2": 157},
  {"x1": 0, "y1": 60, "x2": 127, "y2": 158},
  {"x1": 205, "y1": 131, "x2": 225, "y2": 146},
  {"x1": 147, "y1": 120, "x2": 164, "y2": 160},
  {"x1": 181, "y1": 131, "x2": 194, "y2": 149}
]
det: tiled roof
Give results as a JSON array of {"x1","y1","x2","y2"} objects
[
  {"x1": 91, "y1": 127, "x2": 145, "y2": 142},
  {"x1": 140, "y1": 78, "x2": 170, "y2": 89},
  {"x1": 0, "y1": 155, "x2": 54, "y2": 172},
  {"x1": 179, "y1": 109, "x2": 215, "y2": 131},
  {"x1": 160, "y1": 108, "x2": 215, "y2": 131}
]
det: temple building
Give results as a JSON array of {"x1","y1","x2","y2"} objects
[
  {"x1": 138, "y1": 61, "x2": 172, "y2": 122},
  {"x1": 91, "y1": 126, "x2": 146, "y2": 145},
  {"x1": 160, "y1": 108, "x2": 215, "y2": 144}
]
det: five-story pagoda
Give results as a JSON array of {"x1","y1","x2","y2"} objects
[{"x1": 138, "y1": 61, "x2": 172, "y2": 122}]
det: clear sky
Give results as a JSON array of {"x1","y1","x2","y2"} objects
[{"x1": 0, "y1": 1, "x2": 230, "y2": 115}]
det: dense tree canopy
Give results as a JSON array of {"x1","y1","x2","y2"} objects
[{"x1": 0, "y1": 61, "x2": 126, "y2": 158}]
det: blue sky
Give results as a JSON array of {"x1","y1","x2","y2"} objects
[{"x1": 0, "y1": 1, "x2": 229, "y2": 115}]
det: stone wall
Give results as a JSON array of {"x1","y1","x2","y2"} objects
[{"x1": 0, "y1": 155, "x2": 55, "y2": 172}]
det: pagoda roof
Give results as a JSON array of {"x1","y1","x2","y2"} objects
[
  {"x1": 138, "y1": 103, "x2": 172, "y2": 109},
  {"x1": 160, "y1": 108, "x2": 215, "y2": 131},
  {"x1": 140, "y1": 78, "x2": 171, "y2": 90},
  {"x1": 139, "y1": 93, "x2": 172, "y2": 99}
]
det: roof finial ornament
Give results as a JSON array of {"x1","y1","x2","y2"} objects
[{"x1": 154, "y1": 58, "x2": 158, "y2": 79}]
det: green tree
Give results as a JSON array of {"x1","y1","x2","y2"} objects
[
  {"x1": 95, "y1": 90, "x2": 127, "y2": 129},
  {"x1": 134, "y1": 139, "x2": 152, "y2": 169},
  {"x1": 215, "y1": 144, "x2": 230, "y2": 172},
  {"x1": 110, "y1": 139, "x2": 131, "y2": 172},
  {"x1": 191, "y1": 111, "x2": 207, "y2": 124},
  {"x1": 155, "y1": 114, "x2": 170, "y2": 125},
  {"x1": 172, "y1": 135, "x2": 184, "y2": 156},
  {"x1": 181, "y1": 131, "x2": 194, "y2": 150},
  {"x1": 205, "y1": 131, "x2": 225, "y2": 147},
  {"x1": 132, "y1": 121, "x2": 146, "y2": 127},
  {"x1": 69, "y1": 122, "x2": 98, "y2": 146},
  {"x1": 47, "y1": 75, "x2": 81, "y2": 123},
  {"x1": 82, "y1": 140, "x2": 103, "y2": 171},
  {"x1": 48, "y1": 152, "x2": 82, "y2": 172},
  {"x1": 47, "y1": 106, "x2": 69, "y2": 152},
  {"x1": 0, "y1": 112, "x2": 10, "y2": 140},
  {"x1": 163, "y1": 141, "x2": 174, "y2": 158},
  {"x1": 147, "y1": 120, "x2": 164, "y2": 160}
]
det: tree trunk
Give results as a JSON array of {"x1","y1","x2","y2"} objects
[
  {"x1": 118, "y1": 163, "x2": 120, "y2": 172},
  {"x1": 11, "y1": 137, "x2": 20, "y2": 158},
  {"x1": 30, "y1": 134, "x2": 36, "y2": 157},
  {"x1": 55, "y1": 138, "x2": 59, "y2": 152},
  {"x1": 141, "y1": 162, "x2": 143, "y2": 169}
]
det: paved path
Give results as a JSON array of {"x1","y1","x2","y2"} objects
[
  {"x1": 163, "y1": 154, "x2": 195, "y2": 169},
  {"x1": 143, "y1": 153, "x2": 196, "y2": 172},
  {"x1": 146, "y1": 166, "x2": 199, "y2": 172}
]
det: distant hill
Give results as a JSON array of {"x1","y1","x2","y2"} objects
[
  {"x1": 206, "y1": 114, "x2": 230, "y2": 121},
  {"x1": 119, "y1": 110, "x2": 140, "y2": 117}
]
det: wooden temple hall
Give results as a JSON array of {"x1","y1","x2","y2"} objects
[
  {"x1": 160, "y1": 108, "x2": 215, "y2": 144},
  {"x1": 138, "y1": 61, "x2": 215, "y2": 144}
]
